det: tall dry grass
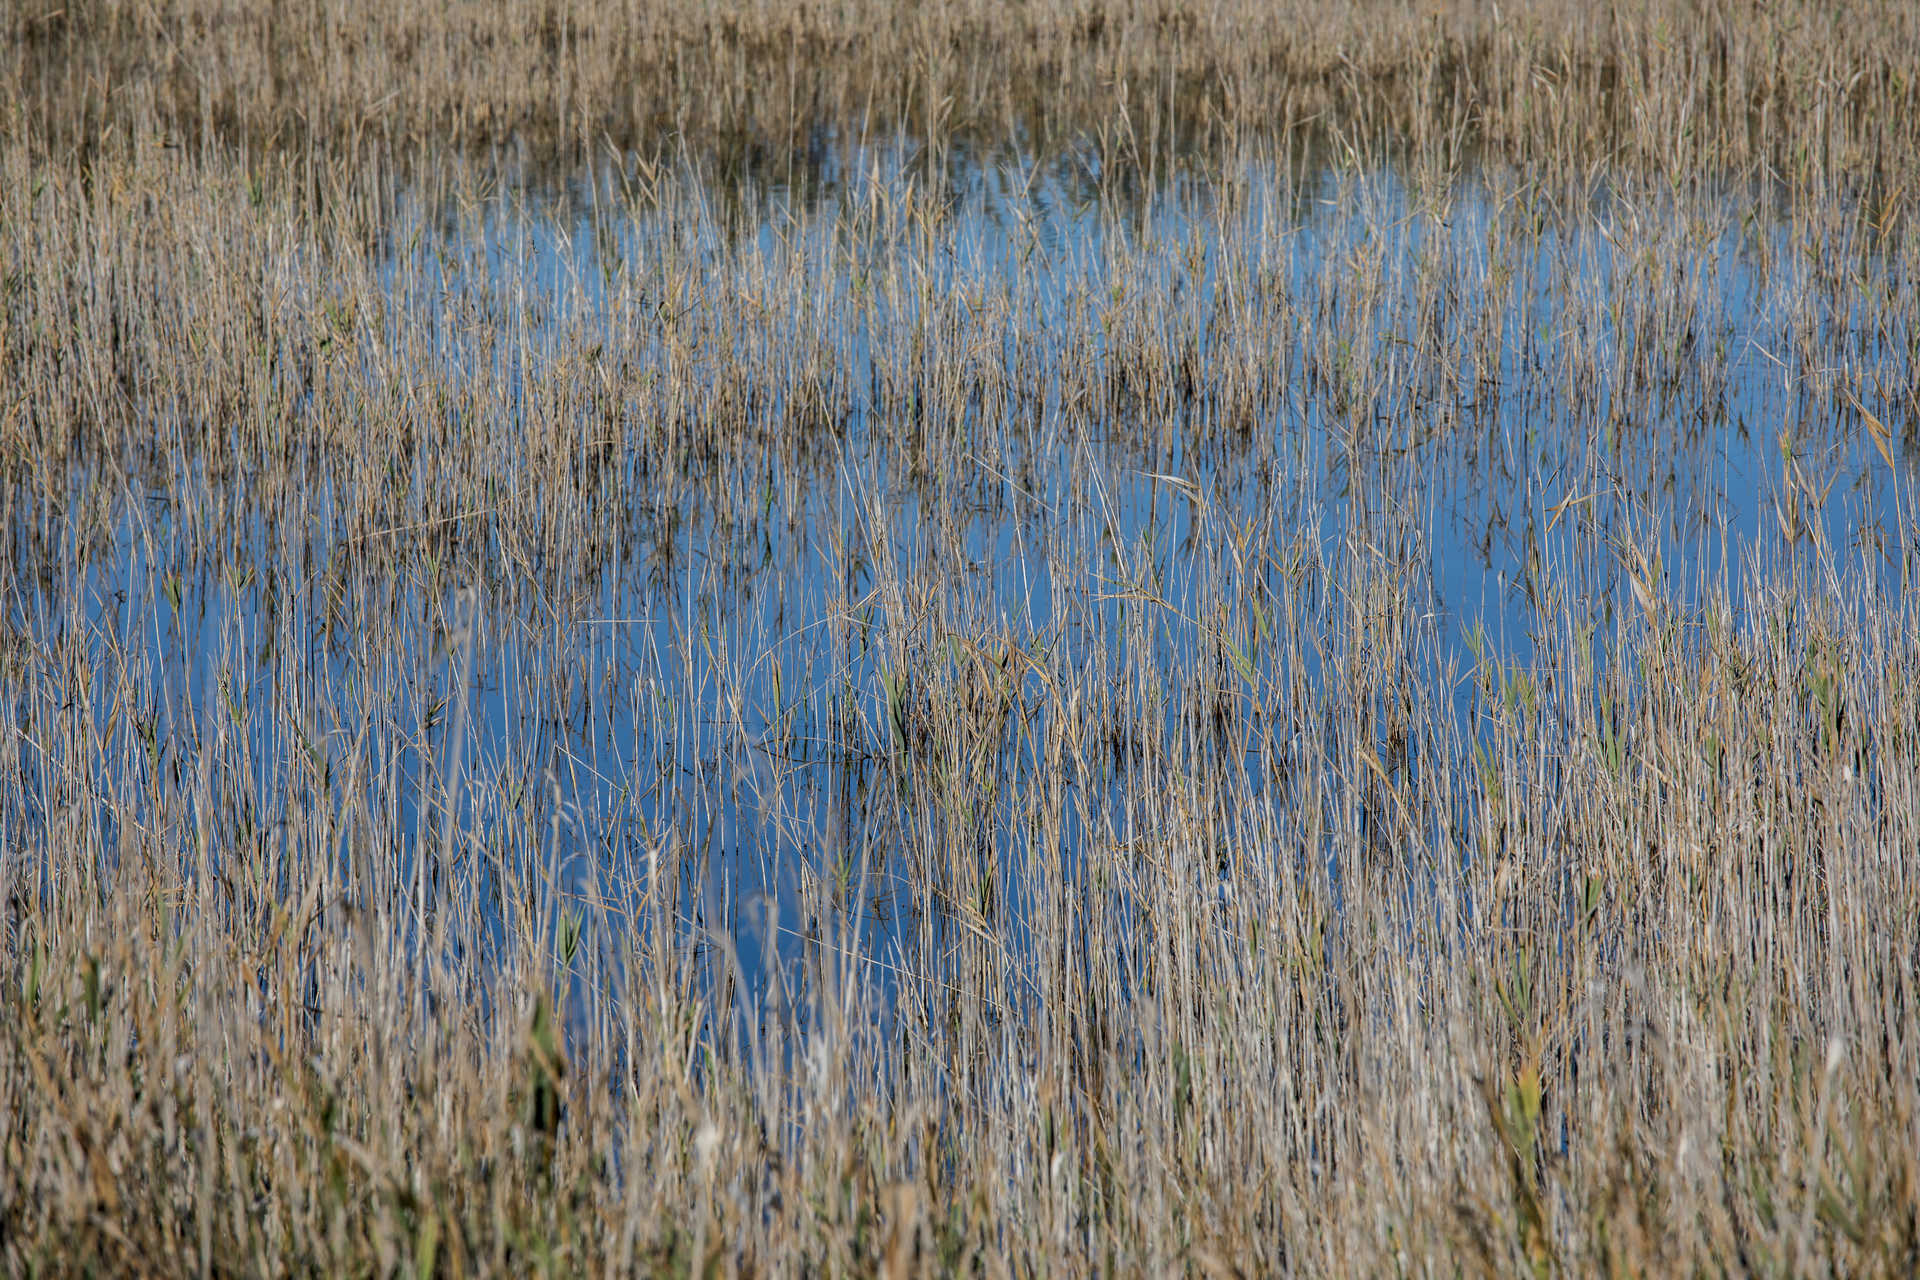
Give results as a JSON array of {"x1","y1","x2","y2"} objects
[
  {"x1": 4, "y1": 3, "x2": 1920, "y2": 1276},
  {"x1": 7, "y1": 0, "x2": 1920, "y2": 191}
]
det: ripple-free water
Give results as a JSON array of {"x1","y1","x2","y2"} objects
[{"x1": 14, "y1": 150, "x2": 1913, "y2": 1041}]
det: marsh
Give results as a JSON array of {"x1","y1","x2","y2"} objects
[{"x1": 4, "y1": 1, "x2": 1919, "y2": 1273}]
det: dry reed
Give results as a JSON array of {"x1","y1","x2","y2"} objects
[{"x1": 4, "y1": 3, "x2": 1920, "y2": 1276}]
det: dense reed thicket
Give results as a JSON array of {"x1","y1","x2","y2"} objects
[
  {"x1": 8, "y1": 0, "x2": 1920, "y2": 190},
  {"x1": 4, "y1": 2, "x2": 1920, "y2": 1275}
]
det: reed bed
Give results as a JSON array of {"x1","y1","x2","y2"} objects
[
  {"x1": 5, "y1": 2, "x2": 1920, "y2": 1275},
  {"x1": 9, "y1": 0, "x2": 1920, "y2": 194}
]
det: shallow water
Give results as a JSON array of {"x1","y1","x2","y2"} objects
[{"x1": 9, "y1": 147, "x2": 1914, "y2": 1029}]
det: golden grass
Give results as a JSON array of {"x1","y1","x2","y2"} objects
[
  {"x1": 8, "y1": 0, "x2": 1920, "y2": 190},
  {"x1": 4, "y1": 2, "x2": 1920, "y2": 1275}
]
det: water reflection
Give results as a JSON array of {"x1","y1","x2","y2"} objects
[{"x1": 8, "y1": 146, "x2": 1913, "y2": 1033}]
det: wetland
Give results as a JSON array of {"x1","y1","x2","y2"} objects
[{"x1": 5, "y1": 2, "x2": 1920, "y2": 1273}]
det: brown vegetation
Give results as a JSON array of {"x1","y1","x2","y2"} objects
[{"x1": 3, "y1": 1, "x2": 1920, "y2": 1275}]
